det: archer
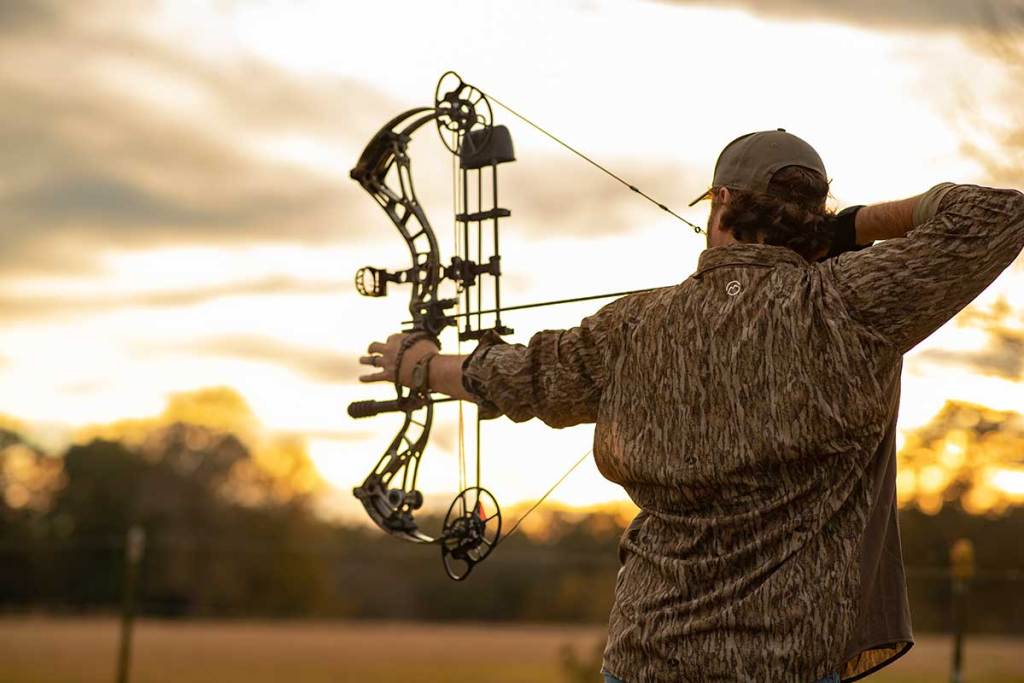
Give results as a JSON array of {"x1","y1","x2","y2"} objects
[{"x1": 360, "y1": 129, "x2": 1024, "y2": 681}]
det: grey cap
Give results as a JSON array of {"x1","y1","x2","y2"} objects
[{"x1": 688, "y1": 129, "x2": 827, "y2": 206}]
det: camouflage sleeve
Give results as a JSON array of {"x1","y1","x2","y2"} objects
[
  {"x1": 822, "y1": 184, "x2": 1024, "y2": 354},
  {"x1": 461, "y1": 295, "x2": 638, "y2": 427}
]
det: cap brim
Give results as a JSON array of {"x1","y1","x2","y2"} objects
[{"x1": 688, "y1": 188, "x2": 712, "y2": 207}]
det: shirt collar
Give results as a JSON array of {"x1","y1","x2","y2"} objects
[{"x1": 695, "y1": 243, "x2": 807, "y2": 275}]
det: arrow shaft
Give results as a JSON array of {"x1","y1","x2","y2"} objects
[{"x1": 402, "y1": 286, "x2": 662, "y2": 325}]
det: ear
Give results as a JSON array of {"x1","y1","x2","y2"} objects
[{"x1": 716, "y1": 186, "x2": 732, "y2": 205}]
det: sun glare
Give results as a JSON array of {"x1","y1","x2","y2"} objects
[{"x1": 991, "y1": 468, "x2": 1024, "y2": 498}]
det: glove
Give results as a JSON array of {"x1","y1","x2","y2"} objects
[{"x1": 823, "y1": 205, "x2": 869, "y2": 259}]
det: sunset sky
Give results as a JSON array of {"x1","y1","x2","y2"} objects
[{"x1": 2, "y1": 0, "x2": 1023, "y2": 519}]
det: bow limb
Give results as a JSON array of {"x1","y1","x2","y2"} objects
[{"x1": 348, "y1": 107, "x2": 452, "y2": 543}]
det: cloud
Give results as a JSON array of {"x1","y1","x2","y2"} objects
[
  {"x1": 919, "y1": 298, "x2": 1024, "y2": 380},
  {"x1": 655, "y1": 0, "x2": 1024, "y2": 33},
  {"x1": 0, "y1": 0, "x2": 708, "y2": 279},
  {"x1": 0, "y1": 70, "x2": 359, "y2": 272},
  {"x1": 955, "y1": 16, "x2": 1024, "y2": 192},
  {"x1": 0, "y1": 1, "x2": 62, "y2": 36},
  {"x1": 286, "y1": 428, "x2": 377, "y2": 443},
  {"x1": 8, "y1": 172, "x2": 232, "y2": 229},
  {"x1": 0, "y1": 3, "x2": 396, "y2": 276},
  {"x1": 56, "y1": 380, "x2": 106, "y2": 395},
  {"x1": 148, "y1": 334, "x2": 360, "y2": 383},
  {"x1": 960, "y1": 135, "x2": 1024, "y2": 191},
  {"x1": 0, "y1": 276, "x2": 345, "y2": 322},
  {"x1": 506, "y1": 157, "x2": 704, "y2": 238},
  {"x1": 921, "y1": 342, "x2": 1024, "y2": 382}
]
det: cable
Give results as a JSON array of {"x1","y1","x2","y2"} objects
[{"x1": 501, "y1": 449, "x2": 593, "y2": 541}]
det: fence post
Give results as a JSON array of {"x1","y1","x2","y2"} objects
[
  {"x1": 116, "y1": 525, "x2": 146, "y2": 683},
  {"x1": 949, "y1": 537, "x2": 975, "y2": 683}
]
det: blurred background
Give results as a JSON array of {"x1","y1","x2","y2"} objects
[{"x1": 1, "y1": 1, "x2": 1023, "y2": 681}]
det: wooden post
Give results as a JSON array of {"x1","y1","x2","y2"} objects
[
  {"x1": 949, "y1": 538, "x2": 975, "y2": 683},
  {"x1": 116, "y1": 526, "x2": 146, "y2": 683}
]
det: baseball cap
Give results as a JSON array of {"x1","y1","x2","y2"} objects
[{"x1": 688, "y1": 129, "x2": 827, "y2": 206}]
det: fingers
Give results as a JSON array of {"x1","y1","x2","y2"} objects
[
  {"x1": 359, "y1": 371, "x2": 390, "y2": 383},
  {"x1": 359, "y1": 333, "x2": 415, "y2": 384},
  {"x1": 358, "y1": 353, "x2": 390, "y2": 382},
  {"x1": 367, "y1": 333, "x2": 405, "y2": 354}
]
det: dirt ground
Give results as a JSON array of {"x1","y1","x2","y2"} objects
[{"x1": 0, "y1": 617, "x2": 1021, "y2": 683}]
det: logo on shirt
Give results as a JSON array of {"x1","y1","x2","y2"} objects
[{"x1": 726, "y1": 280, "x2": 742, "y2": 296}]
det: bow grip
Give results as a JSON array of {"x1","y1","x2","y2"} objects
[{"x1": 348, "y1": 399, "x2": 403, "y2": 419}]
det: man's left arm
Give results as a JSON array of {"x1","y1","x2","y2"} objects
[{"x1": 360, "y1": 296, "x2": 636, "y2": 427}]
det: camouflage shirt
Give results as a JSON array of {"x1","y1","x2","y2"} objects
[{"x1": 463, "y1": 184, "x2": 1024, "y2": 682}]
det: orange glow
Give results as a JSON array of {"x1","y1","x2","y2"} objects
[
  {"x1": 897, "y1": 401, "x2": 1024, "y2": 515},
  {"x1": 0, "y1": 443, "x2": 65, "y2": 512},
  {"x1": 75, "y1": 387, "x2": 323, "y2": 504},
  {"x1": 990, "y1": 468, "x2": 1024, "y2": 498}
]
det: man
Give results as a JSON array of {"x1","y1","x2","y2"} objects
[{"x1": 359, "y1": 130, "x2": 1024, "y2": 681}]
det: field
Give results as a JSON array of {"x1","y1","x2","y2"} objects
[{"x1": 0, "y1": 618, "x2": 1022, "y2": 683}]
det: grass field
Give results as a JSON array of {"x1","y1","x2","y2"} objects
[{"x1": 0, "y1": 617, "x2": 1021, "y2": 683}]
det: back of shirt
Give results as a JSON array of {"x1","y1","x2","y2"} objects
[{"x1": 596, "y1": 244, "x2": 903, "y2": 682}]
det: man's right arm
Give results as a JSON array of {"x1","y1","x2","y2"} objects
[
  {"x1": 823, "y1": 183, "x2": 1024, "y2": 354},
  {"x1": 853, "y1": 184, "x2": 955, "y2": 243}
]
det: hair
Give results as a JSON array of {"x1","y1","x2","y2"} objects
[{"x1": 714, "y1": 165, "x2": 834, "y2": 260}]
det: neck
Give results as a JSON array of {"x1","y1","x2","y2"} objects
[{"x1": 709, "y1": 227, "x2": 762, "y2": 249}]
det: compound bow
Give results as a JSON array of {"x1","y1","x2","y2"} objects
[{"x1": 348, "y1": 71, "x2": 702, "y2": 580}]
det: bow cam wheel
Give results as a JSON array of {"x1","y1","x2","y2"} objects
[
  {"x1": 434, "y1": 70, "x2": 493, "y2": 156},
  {"x1": 440, "y1": 486, "x2": 502, "y2": 580}
]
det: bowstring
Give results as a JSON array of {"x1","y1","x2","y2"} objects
[
  {"x1": 451, "y1": 134, "x2": 467, "y2": 497},
  {"x1": 484, "y1": 92, "x2": 706, "y2": 236},
  {"x1": 475, "y1": 165, "x2": 483, "y2": 493}
]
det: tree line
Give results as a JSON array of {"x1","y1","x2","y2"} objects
[{"x1": 0, "y1": 422, "x2": 1021, "y2": 633}]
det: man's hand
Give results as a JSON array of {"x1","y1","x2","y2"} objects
[{"x1": 359, "y1": 333, "x2": 439, "y2": 385}]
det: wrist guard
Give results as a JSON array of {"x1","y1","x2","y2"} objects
[{"x1": 825, "y1": 205, "x2": 868, "y2": 259}]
